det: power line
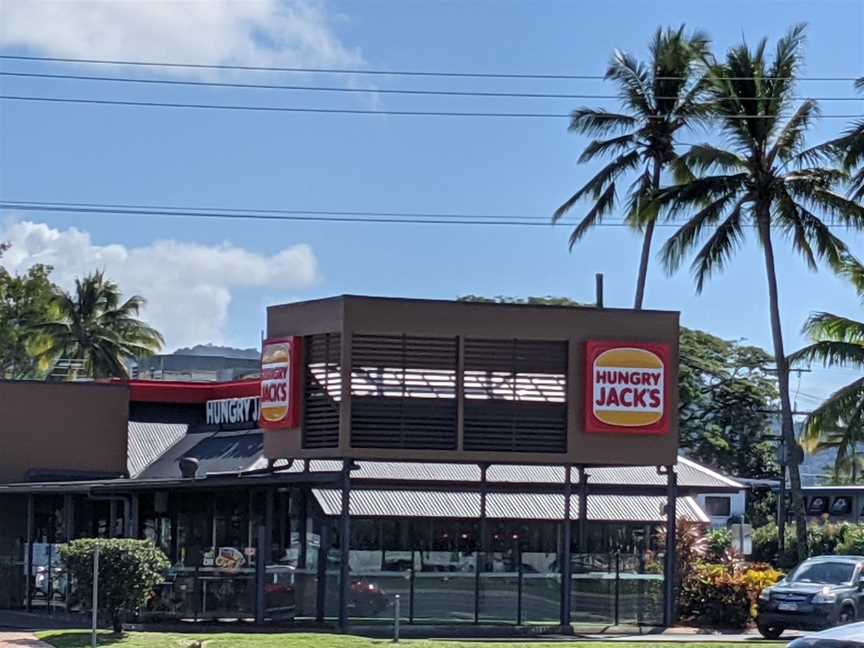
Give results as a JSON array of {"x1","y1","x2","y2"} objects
[
  {"x1": 1, "y1": 53, "x2": 860, "y2": 82},
  {"x1": 3, "y1": 94, "x2": 864, "y2": 120},
  {"x1": 0, "y1": 71, "x2": 620, "y2": 100},
  {"x1": 2, "y1": 71, "x2": 862, "y2": 103},
  {"x1": 0, "y1": 201, "x2": 600, "y2": 226},
  {"x1": 0, "y1": 199, "x2": 554, "y2": 222},
  {"x1": 3, "y1": 199, "x2": 864, "y2": 229}
]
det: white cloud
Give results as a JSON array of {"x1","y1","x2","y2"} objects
[
  {"x1": 0, "y1": 0, "x2": 362, "y2": 75},
  {"x1": 0, "y1": 220, "x2": 321, "y2": 349}
]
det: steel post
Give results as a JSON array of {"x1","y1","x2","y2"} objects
[
  {"x1": 561, "y1": 464, "x2": 573, "y2": 630},
  {"x1": 338, "y1": 462, "x2": 351, "y2": 632},
  {"x1": 663, "y1": 466, "x2": 678, "y2": 627}
]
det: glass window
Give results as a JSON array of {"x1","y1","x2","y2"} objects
[
  {"x1": 705, "y1": 496, "x2": 731, "y2": 517},
  {"x1": 832, "y1": 497, "x2": 853, "y2": 515},
  {"x1": 808, "y1": 496, "x2": 829, "y2": 516}
]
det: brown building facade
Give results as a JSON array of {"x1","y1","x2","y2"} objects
[
  {"x1": 265, "y1": 295, "x2": 679, "y2": 467},
  {"x1": 0, "y1": 381, "x2": 129, "y2": 483}
]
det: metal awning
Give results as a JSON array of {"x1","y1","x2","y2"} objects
[{"x1": 312, "y1": 488, "x2": 709, "y2": 523}]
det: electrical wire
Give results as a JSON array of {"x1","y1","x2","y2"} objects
[
  {"x1": 2, "y1": 71, "x2": 862, "y2": 103},
  {"x1": 3, "y1": 199, "x2": 864, "y2": 229},
  {"x1": 3, "y1": 94, "x2": 864, "y2": 119},
  {"x1": 1, "y1": 53, "x2": 860, "y2": 82}
]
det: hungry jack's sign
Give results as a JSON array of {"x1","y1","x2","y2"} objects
[
  {"x1": 585, "y1": 341, "x2": 671, "y2": 435},
  {"x1": 259, "y1": 337, "x2": 303, "y2": 430}
]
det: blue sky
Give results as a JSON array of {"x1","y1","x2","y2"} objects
[{"x1": 1, "y1": 0, "x2": 863, "y2": 407}]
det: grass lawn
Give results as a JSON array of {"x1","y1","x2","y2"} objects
[{"x1": 36, "y1": 631, "x2": 788, "y2": 648}]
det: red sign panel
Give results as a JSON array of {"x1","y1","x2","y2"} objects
[
  {"x1": 259, "y1": 337, "x2": 303, "y2": 430},
  {"x1": 585, "y1": 340, "x2": 671, "y2": 435}
]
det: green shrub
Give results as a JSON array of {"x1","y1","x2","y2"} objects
[
  {"x1": 706, "y1": 528, "x2": 733, "y2": 562},
  {"x1": 679, "y1": 562, "x2": 751, "y2": 628},
  {"x1": 810, "y1": 522, "x2": 850, "y2": 556},
  {"x1": 679, "y1": 561, "x2": 783, "y2": 628},
  {"x1": 752, "y1": 522, "x2": 863, "y2": 568},
  {"x1": 60, "y1": 538, "x2": 170, "y2": 633},
  {"x1": 837, "y1": 525, "x2": 864, "y2": 555}
]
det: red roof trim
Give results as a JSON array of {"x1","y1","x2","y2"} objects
[{"x1": 117, "y1": 379, "x2": 260, "y2": 403}]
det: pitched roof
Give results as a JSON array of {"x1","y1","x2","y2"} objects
[{"x1": 127, "y1": 422, "x2": 187, "y2": 478}]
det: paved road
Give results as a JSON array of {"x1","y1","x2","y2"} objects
[{"x1": 0, "y1": 632, "x2": 51, "y2": 648}]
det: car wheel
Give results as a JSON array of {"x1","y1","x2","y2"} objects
[
  {"x1": 839, "y1": 606, "x2": 856, "y2": 625},
  {"x1": 758, "y1": 623, "x2": 785, "y2": 640}
]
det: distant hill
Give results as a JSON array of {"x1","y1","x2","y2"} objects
[{"x1": 172, "y1": 344, "x2": 260, "y2": 360}]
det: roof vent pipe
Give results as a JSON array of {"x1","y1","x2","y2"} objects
[{"x1": 179, "y1": 457, "x2": 200, "y2": 479}]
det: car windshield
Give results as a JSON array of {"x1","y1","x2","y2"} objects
[{"x1": 789, "y1": 561, "x2": 857, "y2": 585}]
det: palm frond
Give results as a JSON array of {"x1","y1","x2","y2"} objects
[
  {"x1": 681, "y1": 143, "x2": 747, "y2": 174},
  {"x1": 659, "y1": 192, "x2": 742, "y2": 273},
  {"x1": 770, "y1": 99, "x2": 820, "y2": 164},
  {"x1": 567, "y1": 182, "x2": 617, "y2": 250},
  {"x1": 607, "y1": 50, "x2": 655, "y2": 115},
  {"x1": 568, "y1": 108, "x2": 638, "y2": 137},
  {"x1": 691, "y1": 202, "x2": 746, "y2": 293},
  {"x1": 553, "y1": 150, "x2": 640, "y2": 222},
  {"x1": 801, "y1": 377, "x2": 864, "y2": 449},
  {"x1": 802, "y1": 312, "x2": 864, "y2": 344},
  {"x1": 789, "y1": 339, "x2": 864, "y2": 369},
  {"x1": 577, "y1": 134, "x2": 638, "y2": 164}
]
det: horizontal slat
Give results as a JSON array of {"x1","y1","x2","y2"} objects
[{"x1": 303, "y1": 333, "x2": 341, "y2": 450}]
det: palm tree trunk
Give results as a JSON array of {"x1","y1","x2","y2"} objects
[
  {"x1": 633, "y1": 160, "x2": 662, "y2": 310},
  {"x1": 757, "y1": 213, "x2": 807, "y2": 563}
]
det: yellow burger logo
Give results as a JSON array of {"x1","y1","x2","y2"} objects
[{"x1": 592, "y1": 347, "x2": 664, "y2": 427}]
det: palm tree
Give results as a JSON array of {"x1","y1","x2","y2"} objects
[
  {"x1": 35, "y1": 271, "x2": 164, "y2": 379},
  {"x1": 790, "y1": 255, "x2": 864, "y2": 483},
  {"x1": 553, "y1": 25, "x2": 710, "y2": 309},
  {"x1": 655, "y1": 24, "x2": 864, "y2": 561}
]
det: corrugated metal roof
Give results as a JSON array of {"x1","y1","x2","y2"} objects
[
  {"x1": 314, "y1": 488, "x2": 481, "y2": 518},
  {"x1": 127, "y1": 422, "x2": 187, "y2": 478},
  {"x1": 288, "y1": 456, "x2": 742, "y2": 491},
  {"x1": 313, "y1": 489, "x2": 707, "y2": 523}
]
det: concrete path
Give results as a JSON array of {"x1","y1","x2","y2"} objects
[{"x1": 0, "y1": 632, "x2": 52, "y2": 648}]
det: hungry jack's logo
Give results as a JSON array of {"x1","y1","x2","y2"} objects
[
  {"x1": 585, "y1": 341, "x2": 670, "y2": 435},
  {"x1": 259, "y1": 337, "x2": 302, "y2": 430}
]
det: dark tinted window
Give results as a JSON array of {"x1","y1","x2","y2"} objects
[
  {"x1": 705, "y1": 496, "x2": 731, "y2": 517},
  {"x1": 790, "y1": 561, "x2": 856, "y2": 585}
]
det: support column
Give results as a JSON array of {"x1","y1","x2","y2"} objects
[
  {"x1": 108, "y1": 500, "x2": 117, "y2": 538},
  {"x1": 560, "y1": 465, "x2": 573, "y2": 630},
  {"x1": 129, "y1": 494, "x2": 139, "y2": 539},
  {"x1": 474, "y1": 463, "x2": 488, "y2": 624},
  {"x1": 577, "y1": 466, "x2": 588, "y2": 554},
  {"x1": 25, "y1": 494, "x2": 33, "y2": 612},
  {"x1": 315, "y1": 524, "x2": 329, "y2": 623},
  {"x1": 255, "y1": 525, "x2": 267, "y2": 624},
  {"x1": 338, "y1": 461, "x2": 352, "y2": 632},
  {"x1": 663, "y1": 465, "x2": 678, "y2": 627},
  {"x1": 265, "y1": 489, "x2": 275, "y2": 563}
]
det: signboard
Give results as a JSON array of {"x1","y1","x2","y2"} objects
[
  {"x1": 206, "y1": 396, "x2": 259, "y2": 427},
  {"x1": 585, "y1": 341, "x2": 671, "y2": 435},
  {"x1": 259, "y1": 337, "x2": 303, "y2": 430}
]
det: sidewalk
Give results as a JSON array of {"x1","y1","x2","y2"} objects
[{"x1": 0, "y1": 632, "x2": 52, "y2": 648}]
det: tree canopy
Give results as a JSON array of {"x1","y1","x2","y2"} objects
[{"x1": 0, "y1": 245, "x2": 164, "y2": 380}]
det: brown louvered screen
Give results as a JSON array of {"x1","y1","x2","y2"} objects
[
  {"x1": 350, "y1": 334, "x2": 457, "y2": 450},
  {"x1": 463, "y1": 338, "x2": 567, "y2": 453},
  {"x1": 303, "y1": 333, "x2": 342, "y2": 449}
]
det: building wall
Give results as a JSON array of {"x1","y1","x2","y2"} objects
[
  {"x1": 695, "y1": 490, "x2": 746, "y2": 528},
  {"x1": 0, "y1": 381, "x2": 129, "y2": 483}
]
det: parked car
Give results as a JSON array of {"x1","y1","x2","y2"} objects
[
  {"x1": 787, "y1": 621, "x2": 864, "y2": 648},
  {"x1": 757, "y1": 555, "x2": 864, "y2": 639}
]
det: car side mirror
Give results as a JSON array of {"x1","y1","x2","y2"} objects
[{"x1": 858, "y1": 581, "x2": 864, "y2": 591}]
